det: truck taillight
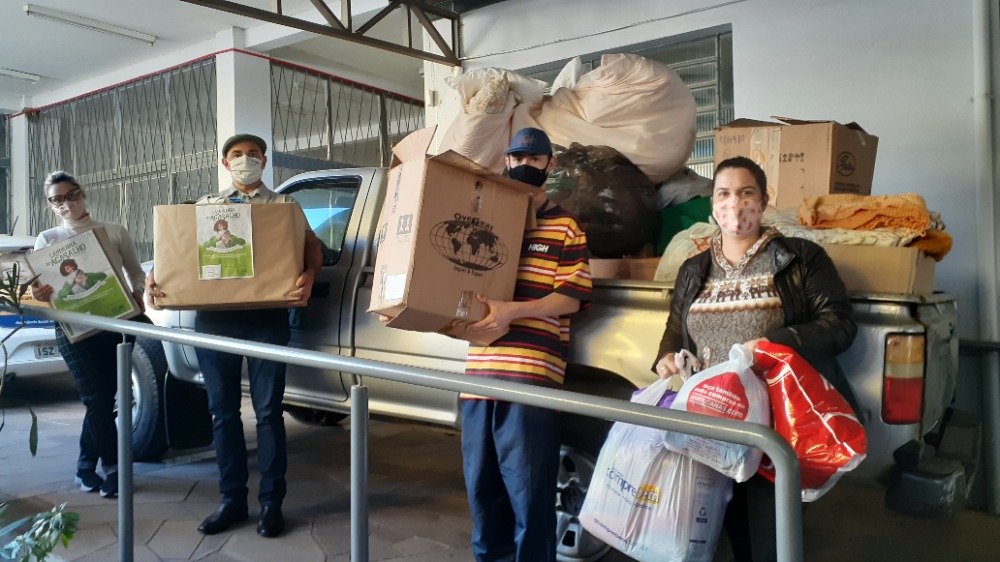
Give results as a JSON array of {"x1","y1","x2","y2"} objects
[{"x1": 882, "y1": 334, "x2": 925, "y2": 424}]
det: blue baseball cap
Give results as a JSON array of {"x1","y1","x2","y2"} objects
[{"x1": 504, "y1": 127, "x2": 553, "y2": 156}]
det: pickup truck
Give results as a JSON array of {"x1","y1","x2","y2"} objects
[{"x1": 142, "y1": 167, "x2": 978, "y2": 561}]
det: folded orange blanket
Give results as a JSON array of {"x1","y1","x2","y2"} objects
[
  {"x1": 798, "y1": 193, "x2": 931, "y2": 232},
  {"x1": 908, "y1": 229, "x2": 953, "y2": 261}
]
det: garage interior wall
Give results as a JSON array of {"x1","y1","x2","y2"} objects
[{"x1": 459, "y1": 0, "x2": 990, "y2": 342}]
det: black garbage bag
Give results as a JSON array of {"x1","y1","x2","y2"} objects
[{"x1": 546, "y1": 143, "x2": 659, "y2": 258}]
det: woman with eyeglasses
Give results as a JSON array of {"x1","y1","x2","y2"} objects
[{"x1": 30, "y1": 170, "x2": 147, "y2": 499}]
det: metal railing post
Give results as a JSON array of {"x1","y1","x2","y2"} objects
[
  {"x1": 351, "y1": 385, "x2": 369, "y2": 562},
  {"x1": 116, "y1": 341, "x2": 134, "y2": 562}
]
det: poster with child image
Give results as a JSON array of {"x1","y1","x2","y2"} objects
[
  {"x1": 196, "y1": 204, "x2": 254, "y2": 280},
  {"x1": 25, "y1": 227, "x2": 138, "y2": 342}
]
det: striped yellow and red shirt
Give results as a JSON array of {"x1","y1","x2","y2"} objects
[{"x1": 464, "y1": 204, "x2": 592, "y2": 393}]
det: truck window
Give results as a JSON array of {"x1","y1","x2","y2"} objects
[{"x1": 285, "y1": 183, "x2": 360, "y2": 265}]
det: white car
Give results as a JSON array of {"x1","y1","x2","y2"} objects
[{"x1": 0, "y1": 235, "x2": 67, "y2": 382}]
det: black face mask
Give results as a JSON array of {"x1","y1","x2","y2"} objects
[{"x1": 507, "y1": 164, "x2": 549, "y2": 187}]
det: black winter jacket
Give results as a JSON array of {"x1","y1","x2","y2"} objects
[{"x1": 653, "y1": 235, "x2": 859, "y2": 405}]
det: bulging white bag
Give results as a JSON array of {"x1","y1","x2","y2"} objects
[
  {"x1": 580, "y1": 379, "x2": 732, "y2": 562},
  {"x1": 663, "y1": 344, "x2": 771, "y2": 482}
]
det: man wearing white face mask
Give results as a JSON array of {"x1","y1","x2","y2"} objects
[{"x1": 146, "y1": 133, "x2": 322, "y2": 538}]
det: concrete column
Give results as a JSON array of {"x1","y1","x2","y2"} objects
[{"x1": 216, "y1": 28, "x2": 274, "y2": 192}]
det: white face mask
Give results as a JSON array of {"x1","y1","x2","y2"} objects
[
  {"x1": 712, "y1": 199, "x2": 764, "y2": 239},
  {"x1": 228, "y1": 155, "x2": 264, "y2": 185}
]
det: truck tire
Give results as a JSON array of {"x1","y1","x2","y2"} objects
[
  {"x1": 122, "y1": 337, "x2": 170, "y2": 462},
  {"x1": 285, "y1": 405, "x2": 348, "y2": 426},
  {"x1": 556, "y1": 376, "x2": 635, "y2": 562}
]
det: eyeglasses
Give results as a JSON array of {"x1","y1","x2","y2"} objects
[{"x1": 47, "y1": 188, "x2": 83, "y2": 205}]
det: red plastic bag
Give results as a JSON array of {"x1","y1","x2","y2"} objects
[{"x1": 753, "y1": 342, "x2": 867, "y2": 501}]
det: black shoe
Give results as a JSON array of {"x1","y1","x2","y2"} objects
[
  {"x1": 99, "y1": 471, "x2": 119, "y2": 498},
  {"x1": 74, "y1": 470, "x2": 103, "y2": 493},
  {"x1": 256, "y1": 505, "x2": 284, "y2": 538},
  {"x1": 197, "y1": 503, "x2": 249, "y2": 535}
]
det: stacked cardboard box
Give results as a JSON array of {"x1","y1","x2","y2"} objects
[
  {"x1": 822, "y1": 244, "x2": 935, "y2": 295},
  {"x1": 714, "y1": 117, "x2": 879, "y2": 210}
]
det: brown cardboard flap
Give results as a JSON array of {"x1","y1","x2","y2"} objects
[
  {"x1": 719, "y1": 118, "x2": 778, "y2": 129},
  {"x1": 153, "y1": 203, "x2": 305, "y2": 310},
  {"x1": 390, "y1": 125, "x2": 437, "y2": 167},
  {"x1": 773, "y1": 116, "x2": 871, "y2": 135},
  {"x1": 772, "y1": 116, "x2": 832, "y2": 126}
]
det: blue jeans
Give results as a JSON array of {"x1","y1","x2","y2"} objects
[
  {"x1": 195, "y1": 309, "x2": 290, "y2": 508},
  {"x1": 461, "y1": 400, "x2": 560, "y2": 562}
]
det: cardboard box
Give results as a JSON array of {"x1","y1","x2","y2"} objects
[
  {"x1": 822, "y1": 244, "x2": 935, "y2": 295},
  {"x1": 714, "y1": 117, "x2": 878, "y2": 210},
  {"x1": 25, "y1": 227, "x2": 140, "y2": 342},
  {"x1": 153, "y1": 202, "x2": 305, "y2": 310},
  {"x1": 369, "y1": 126, "x2": 536, "y2": 340},
  {"x1": 590, "y1": 258, "x2": 661, "y2": 281}
]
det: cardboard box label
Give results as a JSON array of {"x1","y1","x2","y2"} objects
[
  {"x1": 385, "y1": 273, "x2": 406, "y2": 302},
  {"x1": 196, "y1": 204, "x2": 255, "y2": 279},
  {"x1": 428, "y1": 214, "x2": 510, "y2": 274},
  {"x1": 26, "y1": 227, "x2": 138, "y2": 342}
]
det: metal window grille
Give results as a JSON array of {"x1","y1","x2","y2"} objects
[
  {"x1": 522, "y1": 30, "x2": 733, "y2": 179},
  {"x1": 27, "y1": 59, "x2": 217, "y2": 260},
  {"x1": 271, "y1": 62, "x2": 425, "y2": 186},
  {"x1": 0, "y1": 114, "x2": 10, "y2": 233}
]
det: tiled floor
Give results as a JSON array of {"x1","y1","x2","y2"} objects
[{"x1": 1, "y1": 372, "x2": 998, "y2": 562}]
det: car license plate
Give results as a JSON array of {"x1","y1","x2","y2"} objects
[{"x1": 33, "y1": 344, "x2": 61, "y2": 359}]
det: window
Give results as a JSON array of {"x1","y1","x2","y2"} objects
[
  {"x1": 283, "y1": 177, "x2": 362, "y2": 265},
  {"x1": 26, "y1": 59, "x2": 217, "y2": 261},
  {"x1": 270, "y1": 62, "x2": 425, "y2": 187},
  {"x1": 521, "y1": 28, "x2": 733, "y2": 178}
]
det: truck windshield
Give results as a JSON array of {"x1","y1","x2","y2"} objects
[{"x1": 285, "y1": 182, "x2": 360, "y2": 265}]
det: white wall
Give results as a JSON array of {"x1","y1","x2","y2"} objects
[{"x1": 460, "y1": 0, "x2": 988, "y2": 338}]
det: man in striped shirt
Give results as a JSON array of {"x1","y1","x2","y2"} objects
[{"x1": 461, "y1": 128, "x2": 592, "y2": 562}]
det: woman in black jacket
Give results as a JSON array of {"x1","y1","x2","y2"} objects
[{"x1": 652, "y1": 156, "x2": 857, "y2": 562}]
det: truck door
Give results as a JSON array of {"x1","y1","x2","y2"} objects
[{"x1": 279, "y1": 173, "x2": 367, "y2": 406}]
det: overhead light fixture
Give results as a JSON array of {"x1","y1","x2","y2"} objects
[
  {"x1": 23, "y1": 4, "x2": 157, "y2": 46},
  {"x1": 0, "y1": 67, "x2": 41, "y2": 83}
]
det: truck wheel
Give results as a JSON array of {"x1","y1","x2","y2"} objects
[
  {"x1": 556, "y1": 376, "x2": 635, "y2": 562},
  {"x1": 117, "y1": 337, "x2": 170, "y2": 462},
  {"x1": 285, "y1": 405, "x2": 348, "y2": 426},
  {"x1": 556, "y1": 444, "x2": 611, "y2": 562}
]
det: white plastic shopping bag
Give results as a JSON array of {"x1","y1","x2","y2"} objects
[
  {"x1": 580, "y1": 379, "x2": 732, "y2": 562},
  {"x1": 663, "y1": 344, "x2": 771, "y2": 482}
]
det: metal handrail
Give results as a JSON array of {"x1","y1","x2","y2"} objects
[{"x1": 17, "y1": 306, "x2": 804, "y2": 562}]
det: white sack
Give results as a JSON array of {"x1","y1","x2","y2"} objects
[
  {"x1": 536, "y1": 53, "x2": 697, "y2": 183},
  {"x1": 438, "y1": 68, "x2": 546, "y2": 173}
]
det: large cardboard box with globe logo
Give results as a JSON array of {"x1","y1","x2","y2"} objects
[
  {"x1": 714, "y1": 116, "x2": 878, "y2": 210},
  {"x1": 369, "y1": 127, "x2": 536, "y2": 343}
]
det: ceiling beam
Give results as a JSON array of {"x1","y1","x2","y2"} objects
[{"x1": 180, "y1": 0, "x2": 461, "y2": 66}]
